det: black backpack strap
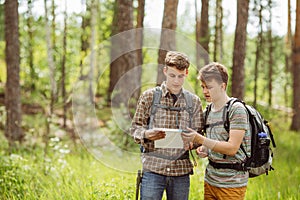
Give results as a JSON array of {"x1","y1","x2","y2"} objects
[
  {"x1": 183, "y1": 90, "x2": 194, "y2": 128},
  {"x1": 265, "y1": 120, "x2": 276, "y2": 147},
  {"x1": 148, "y1": 87, "x2": 162, "y2": 129},
  {"x1": 203, "y1": 103, "x2": 212, "y2": 134},
  {"x1": 223, "y1": 98, "x2": 244, "y2": 133}
]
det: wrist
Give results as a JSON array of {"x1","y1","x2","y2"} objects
[{"x1": 203, "y1": 138, "x2": 218, "y2": 150}]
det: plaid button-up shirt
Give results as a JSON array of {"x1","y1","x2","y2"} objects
[{"x1": 130, "y1": 82, "x2": 204, "y2": 176}]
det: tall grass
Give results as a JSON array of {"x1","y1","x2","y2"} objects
[{"x1": 0, "y1": 114, "x2": 299, "y2": 199}]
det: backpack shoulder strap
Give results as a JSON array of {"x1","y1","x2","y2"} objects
[
  {"x1": 223, "y1": 98, "x2": 249, "y2": 159},
  {"x1": 203, "y1": 103, "x2": 212, "y2": 134},
  {"x1": 183, "y1": 90, "x2": 194, "y2": 127},
  {"x1": 148, "y1": 86, "x2": 162, "y2": 129},
  {"x1": 223, "y1": 98, "x2": 245, "y2": 133}
]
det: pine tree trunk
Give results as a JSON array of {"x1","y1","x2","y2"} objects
[
  {"x1": 291, "y1": 0, "x2": 300, "y2": 131},
  {"x1": 61, "y1": 0, "x2": 68, "y2": 128},
  {"x1": 231, "y1": 0, "x2": 249, "y2": 100},
  {"x1": 196, "y1": 0, "x2": 209, "y2": 68},
  {"x1": 156, "y1": 0, "x2": 179, "y2": 85},
  {"x1": 4, "y1": 0, "x2": 24, "y2": 146},
  {"x1": 108, "y1": 0, "x2": 137, "y2": 107}
]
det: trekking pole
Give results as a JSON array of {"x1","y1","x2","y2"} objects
[{"x1": 135, "y1": 170, "x2": 142, "y2": 200}]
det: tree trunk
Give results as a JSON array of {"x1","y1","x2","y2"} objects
[
  {"x1": 26, "y1": 0, "x2": 36, "y2": 91},
  {"x1": 267, "y1": 0, "x2": 273, "y2": 106},
  {"x1": 134, "y1": 0, "x2": 145, "y2": 103},
  {"x1": 108, "y1": 0, "x2": 137, "y2": 107},
  {"x1": 4, "y1": 0, "x2": 24, "y2": 145},
  {"x1": 44, "y1": 0, "x2": 57, "y2": 115},
  {"x1": 195, "y1": 0, "x2": 210, "y2": 70},
  {"x1": 88, "y1": 0, "x2": 97, "y2": 103},
  {"x1": 291, "y1": 0, "x2": 300, "y2": 131},
  {"x1": 156, "y1": 0, "x2": 179, "y2": 85},
  {"x1": 61, "y1": 0, "x2": 68, "y2": 128},
  {"x1": 284, "y1": 0, "x2": 292, "y2": 121},
  {"x1": 231, "y1": 0, "x2": 249, "y2": 100},
  {"x1": 253, "y1": 0, "x2": 263, "y2": 108},
  {"x1": 213, "y1": 0, "x2": 223, "y2": 62},
  {"x1": 79, "y1": 0, "x2": 91, "y2": 79}
]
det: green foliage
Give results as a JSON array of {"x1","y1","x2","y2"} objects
[
  {"x1": 103, "y1": 105, "x2": 138, "y2": 150},
  {"x1": 0, "y1": 109, "x2": 299, "y2": 199}
]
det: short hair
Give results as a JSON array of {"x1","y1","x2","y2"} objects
[
  {"x1": 165, "y1": 51, "x2": 190, "y2": 70},
  {"x1": 198, "y1": 62, "x2": 228, "y2": 85}
]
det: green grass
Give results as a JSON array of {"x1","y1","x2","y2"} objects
[{"x1": 0, "y1": 114, "x2": 299, "y2": 199}]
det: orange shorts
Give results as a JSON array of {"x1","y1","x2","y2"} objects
[{"x1": 204, "y1": 181, "x2": 247, "y2": 200}]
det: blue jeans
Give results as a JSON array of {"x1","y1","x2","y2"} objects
[{"x1": 140, "y1": 171, "x2": 190, "y2": 200}]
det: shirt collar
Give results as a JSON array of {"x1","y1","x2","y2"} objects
[{"x1": 160, "y1": 81, "x2": 184, "y2": 98}]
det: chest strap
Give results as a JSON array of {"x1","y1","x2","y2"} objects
[{"x1": 208, "y1": 160, "x2": 248, "y2": 171}]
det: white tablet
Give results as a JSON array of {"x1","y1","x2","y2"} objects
[{"x1": 153, "y1": 128, "x2": 184, "y2": 149}]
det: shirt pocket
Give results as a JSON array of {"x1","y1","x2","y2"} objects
[{"x1": 153, "y1": 107, "x2": 167, "y2": 128}]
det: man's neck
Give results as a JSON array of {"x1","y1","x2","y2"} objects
[{"x1": 212, "y1": 95, "x2": 230, "y2": 111}]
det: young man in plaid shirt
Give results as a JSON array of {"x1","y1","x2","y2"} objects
[{"x1": 130, "y1": 51, "x2": 204, "y2": 200}]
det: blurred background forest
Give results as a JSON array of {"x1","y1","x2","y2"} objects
[{"x1": 0, "y1": 0, "x2": 300, "y2": 199}]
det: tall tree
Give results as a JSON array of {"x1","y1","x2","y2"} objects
[
  {"x1": 44, "y1": 0, "x2": 57, "y2": 114},
  {"x1": 285, "y1": 0, "x2": 292, "y2": 118},
  {"x1": 79, "y1": 0, "x2": 91, "y2": 79},
  {"x1": 291, "y1": 0, "x2": 300, "y2": 131},
  {"x1": 4, "y1": 0, "x2": 24, "y2": 146},
  {"x1": 267, "y1": 0, "x2": 274, "y2": 106},
  {"x1": 26, "y1": 0, "x2": 36, "y2": 91},
  {"x1": 108, "y1": 0, "x2": 137, "y2": 107},
  {"x1": 213, "y1": 0, "x2": 223, "y2": 62},
  {"x1": 156, "y1": 0, "x2": 179, "y2": 85},
  {"x1": 195, "y1": 0, "x2": 210, "y2": 69},
  {"x1": 61, "y1": 0, "x2": 68, "y2": 128},
  {"x1": 253, "y1": 0, "x2": 264, "y2": 107},
  {"x1": 134, "y1": 0, "x2": 145, "y2": 101},
  {"x1": 231, "y1": 0, "x2": 249, "y2": 100},
  {"x1": 88, "y1": 0, "x2": 98, "y2": 103}
]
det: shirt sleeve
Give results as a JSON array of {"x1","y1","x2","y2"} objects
[
  {"x1": 229, "y1": 102, "x2": 248, "y2": 131},
  {"x1": 129, "y1": 90, "x2": 152, "y2": 144}
]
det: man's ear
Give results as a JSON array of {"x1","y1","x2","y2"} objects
[
  {"x1": 186, "y1": 69, "x2": 189, "y2": 75},
  {"x1": 163, "y1": 66, "x2": 167, "y2": 76},
  {"x1": 222, "y1": 82, "x2": 227, "y2": 90}
]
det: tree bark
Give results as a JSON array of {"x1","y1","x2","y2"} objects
[
  {"x1": 291, "y1": 0, "x2": 300, "y2": 131},
  {"x1": 213, "y1": 0, "x2": 223, "y2": 62},
  {"x1": 284, "y1": 0, "x2": 292, "y2": 121},
  {"x1": 26, "y1": 0, "x2": 36, "y2": 91},
  {"x1": 44, "y1": 0, "x2": 57, "y2": 114},
  {"x1": 108, "y1": 0, "x2": 137, "y2": 107},
  {"x1": 79, "y1": 0, "x2": 91, "y2": 79},
  {"x1": 156, "y1": 0, "x2": 179, "y2": 85},
  {"x1": 267, "y1": 0, "x2": 273, "y2": 106},
  {"x1": 134, "y1": 0, "x2": 145, "y2": 102},
  {"x1": 4, "y1": 0, "x2": 24, "y2": 145},
  {"x1": 195, "y1": 0, "x2": 210, "y2": 70},
  {"x1": 253, "y1": 0, "x2": 263, "y2": 108},
  {"x1": 231, "y1": 0, "x2": 249, "y2": 100},
  {"x1": 61, "y1": 0, "x2": 68, "y2": 128}
]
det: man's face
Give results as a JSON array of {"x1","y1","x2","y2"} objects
[
  {"x1": 163, "y1": 66, "x2": 187, "y2": 94},
  {"x1": 200, "y1": 79, "x2": 225, "y2": 103}
]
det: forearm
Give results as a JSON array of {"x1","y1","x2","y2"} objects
[{"x1": 193, "y1": 135, "x2": 240, "y2": 156}]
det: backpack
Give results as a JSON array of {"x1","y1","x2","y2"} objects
[
  {"x1": 204, "y1": 98, "x2": 276, "y2": 178},
  {"x1": 148, "y1": 86, "x2": 194, "y2": 129}
]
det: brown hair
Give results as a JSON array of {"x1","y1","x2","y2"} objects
[
  {"x1": 198, "y1": 62, "x2": 228, "y2": 85},
  {"x1": 165, "y1": 51, "x2": 190, "y2": 70}
]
